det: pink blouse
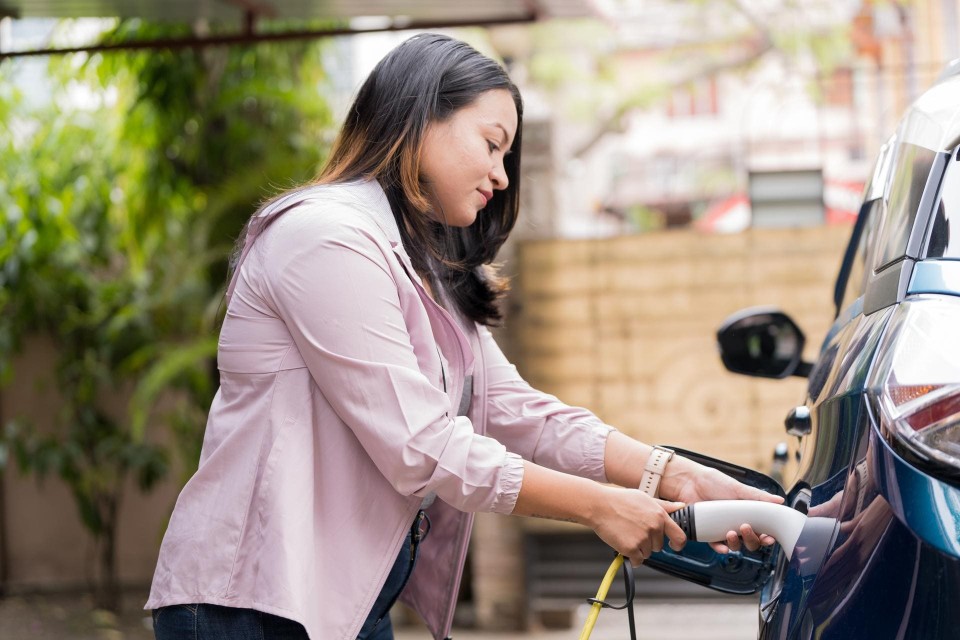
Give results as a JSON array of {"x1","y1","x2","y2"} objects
[{"x1": 145, "y1": 179, "x2": 614, "y2": 639}]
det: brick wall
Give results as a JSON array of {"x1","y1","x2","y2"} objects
[{"x1": 511, "y1": 225, "x2": 849, "y2": 468}]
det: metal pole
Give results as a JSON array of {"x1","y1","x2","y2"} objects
[{"x1": 0, "y1": 14, "x2": 536, "y2": 60}]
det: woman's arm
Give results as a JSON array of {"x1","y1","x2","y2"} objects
[
  {"x1": 512, "y1": 460, "x2": 687, "y2": 567},
  {"x1": 479, "y1": 326, "x2": 614, "y2": 482}
]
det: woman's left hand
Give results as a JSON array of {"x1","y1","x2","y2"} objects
[{"x1": 670, "y1": 466, "x2": 784, "y2": 553}]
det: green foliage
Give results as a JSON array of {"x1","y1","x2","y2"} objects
[
  {"x1": 526, "y1": 19, "x2": 618, "y2": 111},
  {"x1": 625, "y1": 204, "x2": 666, "y2": 232},
  {"x1": 0, "y1": 19, "x2": 336, "y2": 609}
]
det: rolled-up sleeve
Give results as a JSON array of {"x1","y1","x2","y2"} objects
[
  {"x1": 480, "y1": 326, "x2": 615, "y2": 484},
  {"x1": 259, "y1": 206, "x2": 521, "y2": 514}
]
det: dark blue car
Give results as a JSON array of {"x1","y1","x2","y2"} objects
[{"x1": 646, "y1": 61, "x2": 960, "y2": 638}]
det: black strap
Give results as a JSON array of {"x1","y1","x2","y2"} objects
[{"x1": 412, "y1": 510, "x2": 431, "y2": 544}]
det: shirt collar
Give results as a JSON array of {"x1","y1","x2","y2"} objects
[{"x1": 348, "y1": 178, "x2": 402, "y2": 246}]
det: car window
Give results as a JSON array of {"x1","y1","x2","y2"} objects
[
  {"x1": 833, "y1": 141, "x2": 895, "y2": 315},
  {"x1": 837, "y1": 198, "x2": 883, "y2": 313},
  {"x1": 873, "y1": 143, "x2": 939, "y2": 269},
  {"x1": 926, "y1": 149, "x2": 960, "y2": 258}
]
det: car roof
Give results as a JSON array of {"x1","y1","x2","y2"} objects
[{"x1": 898, "y1": 60, "x2": 960, "y2": 153}]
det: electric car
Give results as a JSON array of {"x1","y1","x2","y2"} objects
[{"x1": 645, "y1": 61, "x2": 960, "y2": 638}]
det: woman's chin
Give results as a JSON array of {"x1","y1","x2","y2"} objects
[{"x1": 446, "y1": 211, "x2": 478, "y2": 228}]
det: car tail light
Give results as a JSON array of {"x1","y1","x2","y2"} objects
[{"x1": 868, "y1": 297, "x2": 960, "y2": 477}]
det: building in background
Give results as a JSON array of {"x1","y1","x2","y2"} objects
[{"x1": 485, "y1": 0, "x2": 960, "y2": 238}]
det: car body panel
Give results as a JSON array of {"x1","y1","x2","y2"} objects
[
  {"x1": 759, "y1": 308, "x2": 891, "y2": 638},
  {"x1": 893, "y1": 71, "x2": 960, "y2": 152},
  {"x1": 800, "y1": 427, "x2": 960, "y2": 639}
]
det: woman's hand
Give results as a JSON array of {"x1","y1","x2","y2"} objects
[
  {"x1": 601, "y1": 434, "x2": 784, "y2": 555},
  {"x1": 665, "y1": 464, "x2": 784, "y2": 553},
  {"x1": 586, "y1": 486, "x2": 688, "y2": 567},
  {"x1": 513, "y1": 462, "x2": 687, "y2": 567}
]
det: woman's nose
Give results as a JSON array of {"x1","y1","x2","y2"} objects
[{"x1": 490, "y1": 160, "x2": 509, "y2": 191}]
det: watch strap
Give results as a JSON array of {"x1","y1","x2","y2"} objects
[{"x1": 638, "y1": 446, "x2": 675, "y2": 498}]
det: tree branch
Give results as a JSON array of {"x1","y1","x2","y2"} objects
[
  {"x1": 572, "y1": 38, "x2": 773, "y2": 158},
  {"x1": 572, "y1": 0, "x2": 789, "y2": 159}
]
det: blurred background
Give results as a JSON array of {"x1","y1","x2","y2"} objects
[{"x1": 0, "y1": 0, "x2": 957, "y2": 637}]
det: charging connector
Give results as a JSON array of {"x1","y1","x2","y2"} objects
[{"x1": 670, "y1": 500, "x2": 809, "y2": 559}]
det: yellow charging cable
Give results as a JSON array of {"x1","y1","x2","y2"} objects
[{"x1": 578, "y1": 553, "x2": 625, "y2": 640}]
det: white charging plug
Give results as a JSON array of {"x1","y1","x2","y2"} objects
[{"x1": 670, "y1": 500, "x2": 808, "y2": 559}]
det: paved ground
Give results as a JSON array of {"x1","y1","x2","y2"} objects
[
  {"x1": 397, "y1": 600, "x2": 758, "y2": 640},
  {"x1": 0, "y1": 592, "x2": 154, "y2": 640},
  {"x1": 0, "y1": 592, "x2": 757, "y2": 639}
]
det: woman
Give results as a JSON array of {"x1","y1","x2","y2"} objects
[{"x1": 147, "y1": 33, "x2": 780, "y2": 640}]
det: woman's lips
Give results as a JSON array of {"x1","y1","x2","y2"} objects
[{"x1": 478, "y1": 189, "x2": 493, "y2": 205}]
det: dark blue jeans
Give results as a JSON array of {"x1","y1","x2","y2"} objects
[
  {"x1": 153, "y1": 512, "x2": 427, "y2": 640},
  {"x1": 152, "y1": 603, "x2": 309, "y2": 640}
]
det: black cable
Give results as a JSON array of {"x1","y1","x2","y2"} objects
[
  {"x1": 585, "y1": 554, "x2": 639, "y2": 639},
  {"x1": 623, "y1": 560, "x2": 637, "y2": 640}
]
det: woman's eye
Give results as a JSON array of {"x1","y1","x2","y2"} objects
[{"x1": 487, "y1": 140, "x2": 500, "y2": 153}]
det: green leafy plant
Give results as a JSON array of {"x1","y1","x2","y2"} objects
[{"x1": 0, "y1": 20, "x2": 334, "y2": 610}]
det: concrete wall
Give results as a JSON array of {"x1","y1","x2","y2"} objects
[{"x1": 0, "y1": 337, "x2": 182, "y2": 593}]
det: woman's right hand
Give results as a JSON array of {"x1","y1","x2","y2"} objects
[
  {"x1": 512, "y1": 461, "x2": 687, "y2": 567},
  {"x1": 587, "y1": 486, "x2": 688, "y2": 567}
]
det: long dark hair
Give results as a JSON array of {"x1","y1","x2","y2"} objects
[{"x1": 236, "y1": 33, "x2": 523, "y2": 326}]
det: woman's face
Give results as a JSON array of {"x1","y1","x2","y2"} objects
[{"x1": 419, "y1": 89, "x2": 518, "y2": 227}]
